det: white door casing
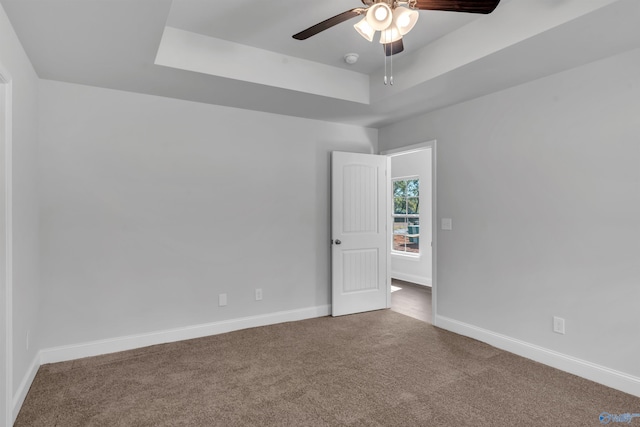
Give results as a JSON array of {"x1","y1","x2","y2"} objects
[
  {"x1": 1, "y1": 71, "x2": 12, "y2": 427},
  {"x1": 331, "y1": 152, "x2": 389, "y2": 316}
]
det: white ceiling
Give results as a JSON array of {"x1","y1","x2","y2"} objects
[
  {"x1": 165, "y1": 0, "x2": 480, "y2": 75},
  {"x1": 2, "y1": 0, "x2": 639, "y2": 128}
]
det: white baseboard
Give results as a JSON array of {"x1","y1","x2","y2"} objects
[
  {"x1": 435, "y1": 315, "x2": 640, "y2": 398},
  {"x1": 13, "y1": 353, "x2": 40, "y2": 423},
  {"x1": 391, "y1": 271, "x2": 432, "y2": 287},
  {"x1": 40, "y1": 304, "x2": 331, "y2": 365}
]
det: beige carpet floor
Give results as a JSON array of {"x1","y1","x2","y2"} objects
[{"x1": 16, "y1": 310, "x2": 639, "y2": 426}]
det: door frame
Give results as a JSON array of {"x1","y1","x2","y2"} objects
[
  {"x1": 381, "y1": 140, "x2": 437, "y2": 324},
  {"x1": 0, "y1": 64, "x2": 14, "y2": 427}
]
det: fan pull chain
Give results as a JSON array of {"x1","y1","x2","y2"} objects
[
  {"x1": 384, "y1": 50, "x2": 388, "y2": 85},
  {"x1": 383, "y1": 35, "x2": 394, "y2": 86},
  {"x1": 390, "y1": 43, "x2": 394, "y2": 85}
]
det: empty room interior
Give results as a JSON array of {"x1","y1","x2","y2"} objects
[{"x1": 1, "y1": 0, "x2": 639, "y2": 425}]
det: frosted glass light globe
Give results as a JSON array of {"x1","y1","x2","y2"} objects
[
  {"x1": 397, "y1": 14, "x2": 410, "y2": 29},
  {"x1": 392, "y1": 7, "x2": 419, "y2": 36},
  {"x1": 374, "y1": 7, "x2": 388, "y2": 21},
  {"x1": 366, "y1": 3, "x2": 393, "y2": 31}
]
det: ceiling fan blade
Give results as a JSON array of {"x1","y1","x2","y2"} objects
[
  {"x1": 414, "y1": 0, "x2": 500, "y2": 14},
  {"x1": 383, "y1": 39, "x2": 404, "y2": 56},
  {"x1": 292, "y1": 8, "x2": 365, "y2": 40}
]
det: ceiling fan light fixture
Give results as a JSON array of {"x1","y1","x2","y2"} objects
[
  {"x1": 366, "y1": 3, "x2": 392, "y2": 31},
  {"x1": 379, "y1": 24, "x2": 402, "y2": 44},
  {"x1": 353, "y1": 17, "x2": 375, "y2": 42},
  {"x1": 393, "y1": 6, "x2": 419, "y2": 35}
]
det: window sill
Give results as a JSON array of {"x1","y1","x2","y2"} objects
[{"x1": 391, "y1": 252, "x2": 421, "y2": 260}]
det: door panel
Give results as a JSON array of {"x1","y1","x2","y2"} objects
[
  {"x1": 332, "y1": 152, "x2": 389, "y2": 316},
  {"x1": 342, "y1": 249, "x2": 378, "y2": 292}
]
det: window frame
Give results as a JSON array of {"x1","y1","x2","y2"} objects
[{"x1": 391, "y1": 176, "x2": 420, "y2": 257}]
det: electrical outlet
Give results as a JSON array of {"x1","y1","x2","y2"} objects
[
  {"x1": 219, "y1": 293, "x2": 227, "y2": 307},
  {"x1": 255, "y1": 288, "x2": 263, "y2": 301},
  {"x1": 553, "y1": 316, "x2": 565, "y2": 334}
]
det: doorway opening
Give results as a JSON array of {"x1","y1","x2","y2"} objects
[
  {"x1": 391, "y1": 279, "x2": 432, "y2": 323},
  {"x1": 383, "y1": 142, "x2": 436, "y2": 324}
]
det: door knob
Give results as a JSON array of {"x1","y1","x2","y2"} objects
[{"x1": 335, "y1": 239, "x2": 342, "y2": 245}]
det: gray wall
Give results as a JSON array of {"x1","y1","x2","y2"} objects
[
  {"x1": 0, "y1": 1, "x2": 41, "y2": 419},
  {"x1": 379, "y1": 48, "x2": 640, "y2": 377},
  {"x1": 38, "y1": 80, "x2": 377, "y2": 348}
]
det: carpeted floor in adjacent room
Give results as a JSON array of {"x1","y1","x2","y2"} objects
[{"x1": 15, "y1": 310, "x2": 639, "y2": 426}]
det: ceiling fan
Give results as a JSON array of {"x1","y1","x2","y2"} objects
[{"x1": 293, "y1": 0, "x2": 501, "y2": 57}]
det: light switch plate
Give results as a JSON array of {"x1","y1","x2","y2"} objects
[{"x1": 441, "y1": 218, "x2": 453, "y2": 230}]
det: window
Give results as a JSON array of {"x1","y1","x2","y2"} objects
[{"x1": 392, "y1": 178, "x2": 419, "y2": 254}]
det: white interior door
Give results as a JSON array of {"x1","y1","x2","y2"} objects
[{"x1": 331, "y1": 151, "x2": 389, "y2": 316}]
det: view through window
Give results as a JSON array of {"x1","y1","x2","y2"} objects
[{"x1": 392, "y1": 178, "x2": 419, "y2": 254}]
